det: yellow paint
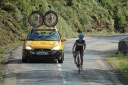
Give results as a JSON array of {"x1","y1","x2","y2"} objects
[{"x1": 22, "y1": 40, "x2": 64, "y2": 50}]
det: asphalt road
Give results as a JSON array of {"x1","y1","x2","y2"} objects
[{"x1": 3, "y1": 34, "x2": 128, "y2": 85}]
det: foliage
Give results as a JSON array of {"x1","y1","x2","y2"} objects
[
  {"x1": 106, "y1": 53, "x2": 128, "y2": 84},
  {"x1": 0, "y1": 0, "x2": 128, "y2": 47}
]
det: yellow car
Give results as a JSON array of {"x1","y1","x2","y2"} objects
[{"x1": 20, "y1": 28, "x2": 66, "y2": 63}]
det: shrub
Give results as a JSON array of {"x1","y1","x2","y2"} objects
[
  {"x1": 2, "y1": 3, "x2": 16, "y2": 12},
  {"x1": 118, "y1": 14, "x2": 127, "y2": 28}
]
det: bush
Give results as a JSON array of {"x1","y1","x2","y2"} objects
[
  {"x1": 118, "y1": 14, "x2": 127, "y2": 28},
  {"x1": 2, "y1": 3, "x2": 16, "y2": 12}
]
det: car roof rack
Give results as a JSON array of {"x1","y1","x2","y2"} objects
[{"x1": 32, "y1": 26, "x2": 58, "y2": 31}]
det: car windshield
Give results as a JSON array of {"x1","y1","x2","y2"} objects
[{"x1": 27, "y1": 29, "x2": 60, "y2": 41}]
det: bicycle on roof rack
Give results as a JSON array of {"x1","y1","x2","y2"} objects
[{"x1": 28, "y1": 5, "x2": 58, "y2": 28}]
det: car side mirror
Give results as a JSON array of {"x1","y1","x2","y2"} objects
[
  {"x1": 61, "y1": 38, "x2": 67, "y2": 42},
  {"x1": 19, "y1": 38, "x2": 25, "y2": 41}
]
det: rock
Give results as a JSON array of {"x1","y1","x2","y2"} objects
[
  {"x1": 124, "y1": 27, "x2": 128, "y2": 33},
  {"x1": 118, "y1": 37, "x2": 128, "y2": 56}
]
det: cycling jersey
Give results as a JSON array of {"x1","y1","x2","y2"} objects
[{"x1": 74, "y1": 39, "x2": 86, "y2": 51}]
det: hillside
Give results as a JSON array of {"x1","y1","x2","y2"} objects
[{"x1": 0, "y1": 0, "x2": 128, "y2": 46}]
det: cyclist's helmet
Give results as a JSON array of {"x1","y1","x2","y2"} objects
[{"x1": 78, "y1": 33, "x2": 84, "y2": 39}]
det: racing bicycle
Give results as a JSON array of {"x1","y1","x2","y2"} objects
[
  {"x1": 74, "y1": 51, "x2": 82, "y2": 74},
  {"x1": 28, "y1": 5, "x2": 58, "y2": 28}
]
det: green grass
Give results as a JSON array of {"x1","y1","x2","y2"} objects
[
  {"x1": 106, "y1": 53, "x2": 128, "y2": 84},
  {"x1": 0, "y1": 40, "x2": 22, "y2": 81}
]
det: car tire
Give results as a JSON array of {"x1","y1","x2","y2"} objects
[
  {"x1": 58, "y1": 53, "x2": 64, "y2": 63},
  {"x1": 22, "y1": 58, "x2": 27, "y2": 63},
  {"x1": 58, "y1": 59, "x2": 63, "y2": 63}
]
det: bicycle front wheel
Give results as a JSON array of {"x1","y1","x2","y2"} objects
[
  {"x1": 76, "y1": 54, "x2": 81, "y2": 74},
  {"x1": 28, "y1": 11, "x2": 43, "y2": 27},
  {"x1": 43, "y1": 10, "x2": 58, "y2": 27}
]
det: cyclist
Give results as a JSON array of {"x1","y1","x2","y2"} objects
[{"x1": 72, "y1": 33, "x2": 86, "y2": 67}]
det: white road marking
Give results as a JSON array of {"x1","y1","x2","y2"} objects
[
  {"x1": 57, "y1": 64, "x2": 67, "y2": 84},
  {"x1": 58, "y1": 64, "x2": 61, "y2": 67}
]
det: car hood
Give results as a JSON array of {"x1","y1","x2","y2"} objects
[{"x1": 26, "y1": 41, "x2": 60, "y2": 49}]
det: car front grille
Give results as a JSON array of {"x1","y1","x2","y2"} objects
[{"x1": 33, "y1": 49, "x2": 51, "y2": 51}]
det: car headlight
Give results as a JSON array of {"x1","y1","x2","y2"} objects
[
  {"x1": 52, "y1": 46, "x2": 60, "y2": 50},
  {"x1": 26, "y1": 46, "x2": 33, "y2": 50}
]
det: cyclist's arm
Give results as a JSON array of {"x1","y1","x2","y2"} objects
[
  {"x1": 72, "y1": 41, "x2": 77, "y2": 52},
  {"x1": 83, "y1": 40, "x2": 86, "y2": 50},
  {"x1": 83, "y1": 45, "x2": 86, "y2": 50}
]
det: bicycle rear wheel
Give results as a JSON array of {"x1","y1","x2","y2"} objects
[
  {"x1": 28, "y1": 11, "x2": 43, "y2": 27},
  {"x1": 78, "y1": 58, "x2": 80, "y2": 74},
  {"x1": 43, "y1": 10, "x2": 58, "y2": 27},
  {"x1": 76, "y1": 54, "x2": 81, "y2": 74}
]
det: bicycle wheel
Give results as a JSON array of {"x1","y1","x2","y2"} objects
[
  {"x1": 43, "y1": 10, "x2": 58, "y2": 27},
  {"x1": 28, "y1": 11, "x2": 43, "y2": 27},
  {"x1": 78, "y1": 57, "x2": 81, "y2": 74},
  {"x1": 76, "y1": 53, "x2": 81, "y2": 74}
]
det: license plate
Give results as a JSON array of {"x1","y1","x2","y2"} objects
[{"x1": 36, "y1": 51, "x2": 48, "y2": 55}]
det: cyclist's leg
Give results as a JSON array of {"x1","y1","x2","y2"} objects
[
  {"x1": 73, "y1": 51, "x2": 76, "y2": 58},
  {"x1": 73, "y1": 50, "x2": 77, "y2": 64},
  {"x1": 80, "y1": 50, "x2": 84, "y2": 66}
]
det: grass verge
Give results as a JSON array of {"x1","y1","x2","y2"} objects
[
  {"x1": 0, "y1": 40, "x2": 22, "y2": 81},
  {"x1": 106, "y1": 53, "x2": 128, "y2": 84}
]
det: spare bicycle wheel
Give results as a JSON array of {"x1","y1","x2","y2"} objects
[
  {"x1": 43, "y1": 10, "x2": 58, "y2": 27},
  {"x1": 28, "y1": 11, "x2": 43, "y2": 27}
]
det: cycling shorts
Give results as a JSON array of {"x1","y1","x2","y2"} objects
[{"x1": 74, "y1": 49, "x2": 84, "y2": 57}]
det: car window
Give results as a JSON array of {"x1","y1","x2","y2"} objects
[{"x1": 27, "y1": 29, "x2": 60, "y2": 41}]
